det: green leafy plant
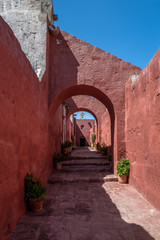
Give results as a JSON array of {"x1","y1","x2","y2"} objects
[
  {"x1": 71, "y1": 135, "x2": 76, "y2": 146},
  {"x1": 116, "y1": 158, "x2": 130, "y2": 176},
  {"x1": 53, "y1": 153, "x2": 64, "y2": 168},
  {"x1": 64, "y1": 140, "x2": 72, "y2": 148},
  {"x1": 24, "y1": 173, "x2": 46, "y2": 202},
  {"x1": 54, "y1": 153, "x2": 64, "y2": 163},
  {"x1": 106, "y1": 154, "x2": 112, "y2": 162},
  {"x1": 93, "y1": 143, "x2": 97, "y2": 149},
  {"x1": 101, "y1": 142, "x2": 107, "y2": 155},
  {"x1": 91, "y1": 133, "x2": 96, "y2": 144},
  {"x1": 97, "y1": 142, "x2": 100, "y2": 150}
]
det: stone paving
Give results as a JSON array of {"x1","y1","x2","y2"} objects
[{"x1": 10, "y1": 147, "x2": 160, "y2": 240}]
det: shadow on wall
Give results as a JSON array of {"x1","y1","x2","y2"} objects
[
  {"x1": 49, "y1": 30, "x2": 116, "y2": 170},
  {"x1": 75, "y1": 124, "x2": 90, "y2": 146},
  {"x1": 48, "y1": 31, "x2": 80, "y2": 156},
  {"x1": 10, "y1": 182, "x2": 155, "y2": 239},
  {"x1": 49, "y1": 31, "x2": 80, "y2": 105}
]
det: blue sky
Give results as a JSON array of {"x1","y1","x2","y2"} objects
[
  {"x1": 74, "y1": 111, "x2": 96, "y2": 120},
  {"x1": 53, "y1": 0, "x2": 160, "y2": 69}
]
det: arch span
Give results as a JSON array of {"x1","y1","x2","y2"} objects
[
  {"x1": 49, "y1": 84, "x2": 115, "y2": 170},
  {"x1": 49, "y1": 84, "x2": 115, "y2": 120},
  {"x1": 65, "y1": 95, "x2": 111, "y2": 144},
  {"x1": 67, "y1": 108, "x2": 97, "y2": 123},
  {"x1": 67, "y1": 108, "x2": 99, "y2": 143}
]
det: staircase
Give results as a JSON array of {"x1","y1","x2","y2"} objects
[{"x1": 48, "y1": 147, "x2": 118, "y2": 184}]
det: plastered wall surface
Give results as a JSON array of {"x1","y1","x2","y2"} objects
[
  {"x1": 75, "y1": 119, "x2": 95, "y2": 146},
  {"x1": 0, "y1": 17, "x2": 62, "y2": 239},
  {"x1": 125, "y1": 49, "x2": 160, "y2": 209},
  {"x1": 66, "y1": 95, "x2": 108, "y2": 143},
  {"x1": 49, "y1": 30, "x2": 141, "y2": 164},
  {"x1": 0, "y1": 1, "x2": 160, "y2": 237},
  {"x1": 100, "y1": 110, "x2": 111, "y2": 147}
]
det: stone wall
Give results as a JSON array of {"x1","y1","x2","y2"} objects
[
  {"x1": 125, "y1": 49, "x2": 160, "y2": 209},
  {"x1": 0, "y1": 0, "x2": 53, "y2": 80}
]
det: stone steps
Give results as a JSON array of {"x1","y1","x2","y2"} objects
[
  {"x1": 60, "y1": 165, "x2": 111, "y2": 173},
  {"x1": 62, "y1": 159, "x2": 109, "y2": 166},
  {"x1": 48, "y1": 147, "x2": 117, "y2": 184},
  {"x1": 64, "y1": 156, "x2": 106, "y2": 160},
  {"x1": 48, "y1": 172, "x2": 118, "y2": 184}
]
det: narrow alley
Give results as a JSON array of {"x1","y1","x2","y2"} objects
[{"x1": 10, "y1": 148, "x2": 160, "y2": 240}]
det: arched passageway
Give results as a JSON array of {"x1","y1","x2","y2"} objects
[
  {"x1": 50, "y1": 85, "x2": 114, "y2": 116},
  {"x1": 49, "y1": 84, "x2": 116, "y2": 170},
  {"x1": 65, "y1": 95, "x2": 111, "y2": 146},
  {"x1": 49, "y1": 30, "x2": 141, "y2": 171},
  {"x1": 67, "y1": 109, "x2": 98, "y2": 147}
]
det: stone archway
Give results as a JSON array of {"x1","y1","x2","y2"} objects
[
  {"x1": 66, "y1": 108, "x2": 98, "y2": 147},
  {"x1": 65, "y1": 95, "x2": 111, "y2": 145},
  {"x1": 49, "y1": 84, "x2": 116, "y2": 169}
]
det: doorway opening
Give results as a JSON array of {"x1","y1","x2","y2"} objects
[{"x1": 80, "y1": 137, "x2": 85, "y2": 147}]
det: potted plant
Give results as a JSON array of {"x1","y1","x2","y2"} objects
[
  {"x1": 54, "y1": 153, "x2": 64, "y2": 169},
  {"x1": 101, "y1": 142, "x2": 107, "y2": 155},
  {"x1": 93, "y1": 143, "x2": 97, "y2": 150},
  {"x1": 97, "y1": 142, "x2": 101, "y2": 152},
  {"x1": 24, "y1": 173, "x2": 46, "y2": 212},
  {"x1": 116, "y1": 158, "x2": 130, "y2": 183},
  {"x1": 63, "y1": 140, "x2": 72, "y2": 154},
  {"x1": 68, "y1": 141, "x2": 72, "y2": 152},
  {"x1": 91, "y1": 132, "x2": 96, "y2": 147}
]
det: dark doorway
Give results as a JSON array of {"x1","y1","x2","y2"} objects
[{"x1": 80, "y1": 137, "x2": 85, "y2": 147}]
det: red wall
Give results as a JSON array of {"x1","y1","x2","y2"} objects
[
  {"x1": 100, "y1": 110, "x2": 111, "y2": 147},
  {"x1": 1, "y1": 13, "x2": 160, "y2": 239},
  {"x1": 75, "y1": 119, "x2": 95, "y2": 146},
  {"x1": 66, "y1": 96, "x2": 107, "y2": 143},
  {"x1": 0, "y1": 17, "x2": 62, "y2": 239},
  {"x1": 49, "y1": 30, "x2": 141, "y2": 168},
  {"x1": 125, "y1": 49, "x2": 160, "y2": 209},
  {"x1": 66, "y1": 117, "x2": 73, "y2": 141}
]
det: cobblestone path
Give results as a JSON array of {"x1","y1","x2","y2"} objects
[{"x1": 11, "y1": 147, "x2": 160, "y2": 240}]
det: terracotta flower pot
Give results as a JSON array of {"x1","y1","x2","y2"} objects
[
  {"x1": 118, "y1": 175, "x2": 128, "y2": 184},
  {"x1": 56, "y1": 162, "x2": 62, "y2": 169},
  {"x1": 29, "y1": 199, "x2": 43, "y2": 212},
  {"x1": 64, "y1": 148, "x2": 68, "y2": 154}
]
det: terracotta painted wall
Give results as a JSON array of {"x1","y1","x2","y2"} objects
[
  {"x1": 75, "y1": 119, "x2": 95, "y2": 146},
  {"x1": 125, "y1": 49, "x2": 160, "y2": 209},
  {"x1": 1, "y1": 12, "x2": 159, "y2": 240},
  {"x1": 66, "y1": 117, "x2": 73, "y2": 142},
  {"x1": 49, "y1": 30, "x2": 141, "y2": 168},
  {"x1": 0, "y1": 17, "x2": 62, "y2": 239},
  {"x1": 66, "y1": 96, "x2": 107, "y2": 143},
  {"x1": 99, "y1": 109, "x2": 111, "y2": 147}
]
